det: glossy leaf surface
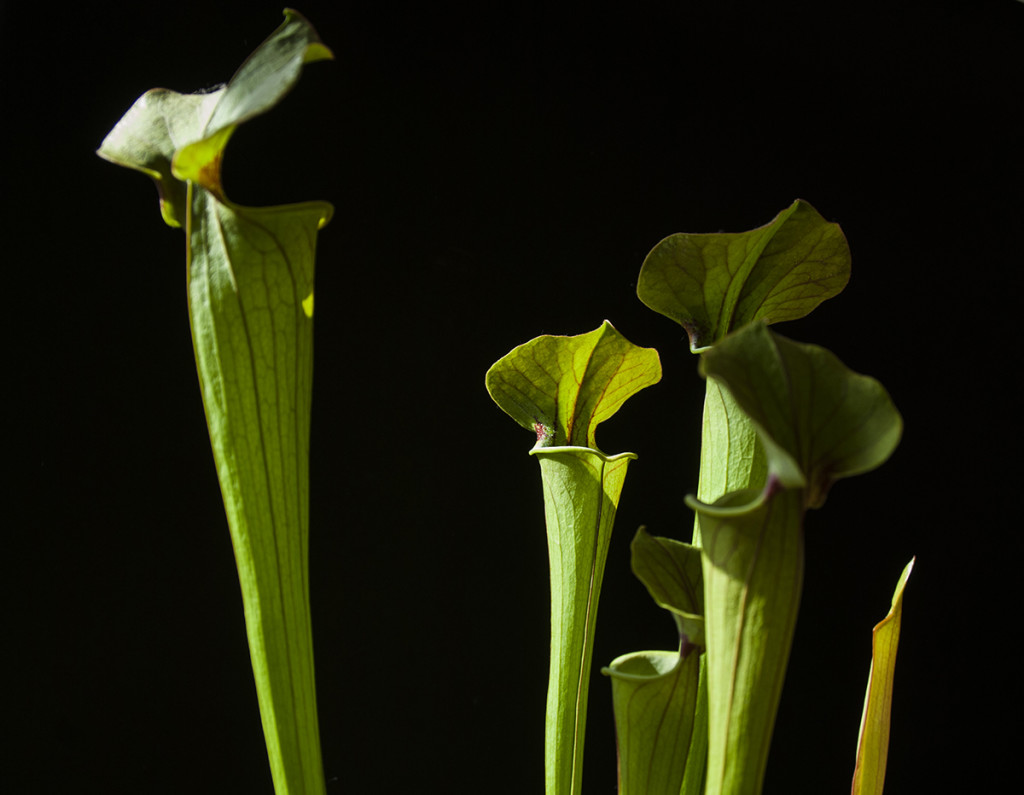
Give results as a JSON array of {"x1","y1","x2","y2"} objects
[
  {"x1": 851, "y1": 558, "x2": 915, "y2": 795},
  {"x1": 97, "y1": 11, "x2": 333, "y2": 795},
  {"x1": 637, "y1": 199, "x2": 850, "y2": 352}
]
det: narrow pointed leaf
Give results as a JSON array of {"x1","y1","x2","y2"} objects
[
  {"x1": 699, "y1": 322, "x2": 903, "y2": 508},
  {"x1": 602, "y1": 529, "x2": 707, "y2": 795},
  {"x1": 851, "y1": 558, "x2": 915, "y2": 795},
  {"x1": 485, "y1": 320, "x2": 662, "y2": 450},
  {"x1": 637, "y1": 199, "x2": 850, "y2": 351},
  {"x1": 98, "y1": 11, "x2": 333, "y2": 795}
]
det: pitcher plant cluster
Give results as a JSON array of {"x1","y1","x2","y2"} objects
[
  {"x1": 485, "y1": 198, "x2": 911, "y2": 795},
  {"x1": 97, "y1": 10, "x2": 912, "y2": 795}
]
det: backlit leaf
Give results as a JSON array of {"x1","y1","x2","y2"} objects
[
  {"x1": 97, "y1": 11, "x2": 333, "y2": 795},
  {"x1": 485, "y1": 320, "x2": 661, "y2": 450},
  {"x1": 699, "y1": 322, "x2": 903, "y2": 508},
  {"x1": 637, "y1": 200, "x2": 850, "y2": 351}
]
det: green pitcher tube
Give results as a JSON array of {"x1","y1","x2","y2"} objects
[{"x1": 533, "y1": 446, "x2": 635, "y2": 795}]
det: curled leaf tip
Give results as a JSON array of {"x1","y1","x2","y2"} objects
[
  {"x1": 699, "y1": 322, "x2": 901, "y2": 510},
  {"x1": 97, "y1": 9, "x2": 332, "y2": 225}
]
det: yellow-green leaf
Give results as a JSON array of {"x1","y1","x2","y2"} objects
[
  {"x1": 486, "y1": 323, "x2": 661, "y2": 795},
  {"x1": 691, "y1": 485, "x2": 805, "y2": 795},
  {"x1": 699, "y1": 322, "x2": 903, "y2": 509},
  {"x1": 637, "y1": 199, "x2": 850, "y2": 352},
  {"x1": 602, "y1": 529, "x2": 708, "y2": 795},
  {"x1": 689, "y1": 323, "x2": 903, "y2": 795},
  {"x1": 97, "y1": 11, "x2": 333, "y2": 795},
  {"x1": 534, "y1": 447, "x2": 635, "y2": 795},
  {"x1": 485, "y1": 320, "x2": 661, "y2": 450},
  {"x1": 851, "y1": 558, "x2": 915, "y2": 795},
  {"x1": 97, "y1": 9, "x2": 332, "y2": 227}
]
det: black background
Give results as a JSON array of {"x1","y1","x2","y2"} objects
[{"x1": 7, "y1": 1, "x2": 1022, "y2": 792}]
